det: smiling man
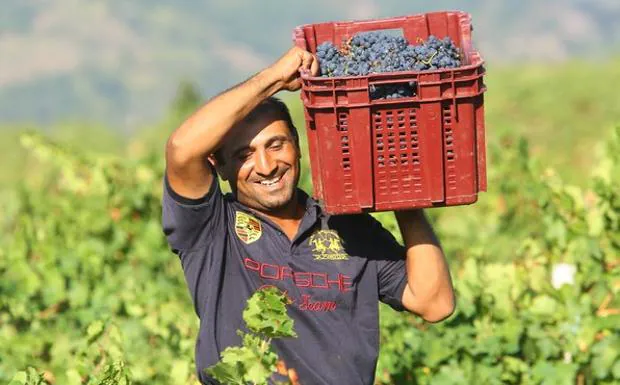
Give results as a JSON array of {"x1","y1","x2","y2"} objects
[{"x1": 162, "y1": 47, "x2": 456, "y2": 385}]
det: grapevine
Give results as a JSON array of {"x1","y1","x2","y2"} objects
[{"x1": 2, "y1": 122, "x2": 618, "y2": 385}]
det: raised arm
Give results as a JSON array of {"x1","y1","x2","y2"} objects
[
  {"x1": 396, "y1": 209, "x2": 455, "y2": 322},
  {"x1": 165, "y1": 47, "x2": 319, "y2": 199}
]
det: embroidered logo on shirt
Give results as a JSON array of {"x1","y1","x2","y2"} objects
[
  {"x1": 309, "y1": 230, "x2": 348, "y2": 261},
  {"x1": 235, "y1": 211, "x2": 262, "y2": 244}
]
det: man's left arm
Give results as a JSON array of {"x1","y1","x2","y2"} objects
[{"x1": 395, "y1": 209, "x2": 455, "y2": 323}]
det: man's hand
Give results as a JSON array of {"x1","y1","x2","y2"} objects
[{"x1": 268, "y1": 47, "x2": 320, "y2": 92}]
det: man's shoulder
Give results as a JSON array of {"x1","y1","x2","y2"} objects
[{"x1": 327, "y1": 211, "x2": 378, "y2": 228}]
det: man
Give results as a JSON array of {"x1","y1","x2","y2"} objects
[{"x1": 162, "y1": 46, "x2": 455, "y2": 385}]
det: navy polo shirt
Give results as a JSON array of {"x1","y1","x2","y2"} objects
[{"x1": 162, "y1": 176, "x2": 408, "y2": 385}]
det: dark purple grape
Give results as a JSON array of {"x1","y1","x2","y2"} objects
[{"x1": 316, "y1": 32, "x2": 463, "y2": 100}]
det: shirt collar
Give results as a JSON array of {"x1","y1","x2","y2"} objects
[
  {"x1": 296, "y1": 188, "x2": 320, "y2": 212},
  {"x1": 297, "y1": 189, "x2": 332, "y2": 231},
  {"x1": 228, "y1": 188, "x2": 326, "y2": 233}
]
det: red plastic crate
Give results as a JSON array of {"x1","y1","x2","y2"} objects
[{"x1": 292, "y1": 11, "x2": 487, "y2": 215}]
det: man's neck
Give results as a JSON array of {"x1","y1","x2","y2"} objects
[{"x1": 258, "y1": 191, "x2": 306, "y2": 240}]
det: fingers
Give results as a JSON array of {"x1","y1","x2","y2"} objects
[
  {"x1": 272, "y1": 47, "x2": 318, "y2": 91},
  {"x1": 276, "y1": 360, "x2": 288, "y2": 376},
  {"x1": 288, "y1": 368, "x2": 301, "y2": 385},
  {"x1": 300, "y1": 50, "x2": 313, "y2": 71},
  {"x1": 299, "y1": 49, "x2": 319, "y2": 77},
  {"x1": 276, "y1": 359, "x2": 302, "y2": 385},
  {"x1": 309, "y1": 53, "x2": 319, "y2": 76}
]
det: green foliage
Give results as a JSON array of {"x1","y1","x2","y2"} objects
[
  {"x1": 0, "y1": 132, "x2": 198, "y2": 385},
  {"x1": 375, "y1": 127, "x2": 620, "y2": 385},
  {"x1": 207, "y1": 334, "x2": 277, "y2": 385},
  {"x1": 206, "y1": 287, "x2": 296, "y2": 385},
  {"x1": 7, "y1": 368, "x2": 47, "y2": 385},
  {"x1": 483, "y1": 60, "x2": 620, "y2": 183},
  {"x1": 69, "y1": 320, "x2": 132, "y2": 385},
  {"x1": 1, "y1": 108, "x2": 619, "y2": 384},
  {"x1": 7, "y1": 321, "x2": 131, "y2": 385},
  {"x1": 243, "y1": 287, "x2": 297, "y2": 339}
]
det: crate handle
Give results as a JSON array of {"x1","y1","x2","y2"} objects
[
  {"x1": 367, "y1": 79, "x2": 418, "y2": 102},
  {"x1": 335, "y1": 16, "x2": 410, "y2": 34}
]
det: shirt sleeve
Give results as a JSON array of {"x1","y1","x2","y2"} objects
[
  {"x1": 161, "y1": 171, "x2": 227, "y2": 253},
  {"x1": 366, "y1": 215, "x2": 408, "y2": 312}
]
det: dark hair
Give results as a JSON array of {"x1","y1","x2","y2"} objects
[{"x1": 214, "y1": 96, "x2": 299, "y2": 164}]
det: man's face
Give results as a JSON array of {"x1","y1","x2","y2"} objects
[{"x1": 216, "y1": 115, "x2": 300, "y2": 214}]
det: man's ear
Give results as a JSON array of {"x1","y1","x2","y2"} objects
[
  {"x1": 208, "y1": 154, "x2": 228, "y2": 181},
  {"x1": 294, "y1": 139, "x2": 302, "y2": 159}
]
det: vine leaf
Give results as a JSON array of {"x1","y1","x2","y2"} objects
[
  {"x1": 243, "y1": 286, "x2": 297, "y2": 339},
  {"x1": 207, "y1": 287, "x2": 296, "y2": 385}
]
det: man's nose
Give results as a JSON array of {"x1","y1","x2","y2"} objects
[{"x1": 254, "y1": 149, "x2": 277, "y2": 177}]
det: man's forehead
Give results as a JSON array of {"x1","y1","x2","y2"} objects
[{"x1": 223, "y1": 117, "x2": 292, "y2": 154}]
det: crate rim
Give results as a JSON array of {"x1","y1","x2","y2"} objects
[
  {"x1": 293, "y1": 10, "x2": 483, "y2": 81},
  {"x1": 293, "y1": 9, "x2": 473, "y2": 35}
]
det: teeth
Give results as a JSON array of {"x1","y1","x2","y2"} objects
[{"x1": 259, "y1": 175, "x2": 282, "y2": 186}]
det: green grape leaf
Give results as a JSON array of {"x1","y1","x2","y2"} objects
[
  {"x1": 592, "y1": 336, "x2": 620, "y2": 379},
  {"x1": 86, "y1": 320, "x2": 105, "y2": 343},
  {"x1": 612, "y1": 359, "x2": 620, "y2": 379},
  {"x1": 586, "y1": 206, "x2": 605, "y2": 236},
  {"x1": 8, "y1": 368, "x2": 47, "y2": 385},
  {"x1": 93, "y1": 361, "x2": 131, "y2": 385},
  {"x1": 245, "y1": 350, "x2": 278, "y2": 385},
  {"x1": 206, "y1": 360, "x2": 245, "y2": 385},
  {"x1": 529, "y1": 295, "x2": 559, "y2": 317},
  {"x1": 243, "y1": 286, "x2": 297, "y2": 338}
]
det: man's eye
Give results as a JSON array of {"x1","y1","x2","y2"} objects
[
  {"x1": 270, "y1": 141, "x2": 284, "y2": 150},
  {"x1": 238, "y1": 152, "x2": 252, "y2": 160}
]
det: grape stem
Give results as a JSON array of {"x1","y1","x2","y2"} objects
[
  {"x1": 422, "y1": 50, "x2": 438, "y2": 65},
  {"x1": 260, "y1": 337, "x2": 272, "y2": 353}
]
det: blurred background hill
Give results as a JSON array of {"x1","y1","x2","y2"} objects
[
  {"x1": 2, "y1": 0, "x2": 620, "y2": 188},
  {"x1": 2, "y1": 0, "x2": 620, "y2": 128}
]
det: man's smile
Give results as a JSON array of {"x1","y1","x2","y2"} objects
[{"x1": 254, "y1": 168, "x2": 289, "y2": 190}]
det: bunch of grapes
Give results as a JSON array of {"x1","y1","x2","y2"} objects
[{"x1": 315, "y1": 32, "x2": 462, "y2": 99}]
